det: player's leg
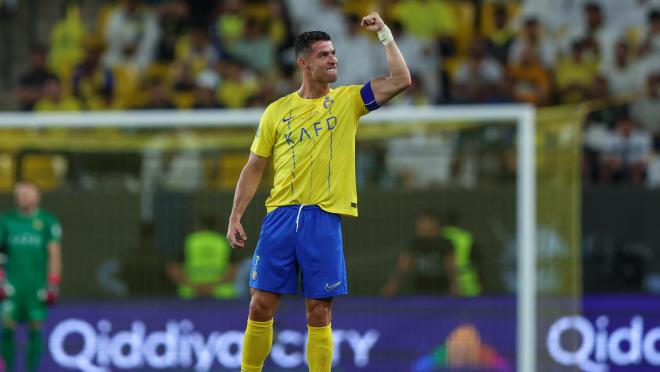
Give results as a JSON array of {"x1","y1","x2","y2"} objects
[
  {"x1": 305, "y1": 298, "x2": 334, "y2": 372},
  {"x1": 0, "y1": 319, "x2": 17, "y2": 372},
  {"x1": 26, "y1": 292, "x2": 47, "y2": 372},
  {"x1": 242, "y1": 289, "x2": 282, "y2": 372},
  {"x1": 1, "y1": 293, "x2": 22, "y2": 372},
  {"x1": 297, "y1": 206, "x2": 348, "y2": 372},
  {"x1": 27, "y1": 321, "x2": 43, "y2": 372},
  {"x1": 242, "y1": 207, "x2": 298, "y2": 372}
]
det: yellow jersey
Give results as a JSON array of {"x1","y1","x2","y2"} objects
[{"x1": 251, "y1": 85, "x2": 370, "y2": 217}]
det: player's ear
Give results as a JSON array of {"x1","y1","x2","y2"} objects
[{"x1": 297, "y1": 56, "x2": 307, "y2": 70}]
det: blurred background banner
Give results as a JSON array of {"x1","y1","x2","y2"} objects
[
  {"x1": 43, "y1": 297, "x2": 516, "y2": 372},
  {"x1": 38, "y1": 295, "x2": 660, "y2": 372}
]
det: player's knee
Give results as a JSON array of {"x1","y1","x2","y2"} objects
[
  {"x1": 306, "y1": 301, "x2": 331, "y2": 326},
  {"x1": 248, "y1": 294, "x2": 276, "y2": 321}
]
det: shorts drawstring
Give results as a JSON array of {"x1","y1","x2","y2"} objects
[{"x1": 295, "y1": 204, "x2": 306, "y2": 232}]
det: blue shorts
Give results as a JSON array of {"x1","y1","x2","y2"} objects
[{"x1": 249, "y1": 205, "x2": 348, "y2": 299}]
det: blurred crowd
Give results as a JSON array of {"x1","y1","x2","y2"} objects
[{"x1": 9, "y1": 0, "x2": 660, "y2": 186}]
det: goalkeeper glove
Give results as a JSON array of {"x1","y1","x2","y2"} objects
[
  {"x1": 0, "y1": 270, "x2": 14, "y2": 301},
  {"x1": 40, "y1": 274, "x2": 60, "y2": 305}
]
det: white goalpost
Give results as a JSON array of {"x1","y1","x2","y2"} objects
[{"x1": 0, "y1": 104, "x2": 537, "y2": 372}]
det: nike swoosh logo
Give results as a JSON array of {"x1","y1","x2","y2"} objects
[
  {"x1": 282, "y1": 115, "x2": 294, "y2": 122},
  {"x1": 324, "y1": 281, "x2": 342, "y2": 292}
]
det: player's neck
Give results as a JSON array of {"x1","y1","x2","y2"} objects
[
  {"x1": 19, "y1": 206, "x2": 38, "y2": 216},
  {"x1": 297, "y1": 80, "x2": 330, "y2": 99}
]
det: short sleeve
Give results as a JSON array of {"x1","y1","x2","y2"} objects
[
  {"x1": 0, "y1": 216, "x2": 6, "y2": 252},
  {"x1": 355, "y1": 84, "x2": 373, "y2": 116},
  {"x1": 46, "y1": 216, "x2": 63, "y2": 244},
  {"x1": 250, "y1": 105, "x2": 277, "y2": 157}
]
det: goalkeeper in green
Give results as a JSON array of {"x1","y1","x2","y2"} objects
[{"x1": 0, "y1": 181, "x2": 62, "y2": 372}]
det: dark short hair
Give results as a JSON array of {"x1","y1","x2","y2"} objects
[
  {"x1": 584, "y1": 1, "x2": 601, "y2": 12},
  {"x1": 294, "y1": 31, "x2": 331, "y2": 57},
  {"x1": 650, "y1": 9, "x2": 660, "y2": 22},
  {"x1": 14, "y1": 179, "x2": 39, "y2": 190}
]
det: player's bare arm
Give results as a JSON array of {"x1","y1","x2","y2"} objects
[
  {"x1": 48, "y1": 242, "x2": 62, "y2": 279},
  {"x1": 361, "y1": 12, "x2": 411, "y2": 105},
  {"x1": 227, "y1": 152, "x2": 269, "y2": 249}
]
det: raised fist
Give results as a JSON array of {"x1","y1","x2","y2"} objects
[{"x1": 361, "y1": 12, "x2": 385, "y2": 32}]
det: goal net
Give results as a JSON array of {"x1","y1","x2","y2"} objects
[{"x1": 0, "y1": 104, "x2": 582, "y2": 372}]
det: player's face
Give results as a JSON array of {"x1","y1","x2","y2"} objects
[
  {"x1": 14, "y1": 183, "x2": 40, "y2": 211},
  {"x1": 305, "y1": 40, "x2": 338, "y2": 83}
]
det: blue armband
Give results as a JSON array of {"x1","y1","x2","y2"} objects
[{"x1": 360, "y1": 81, "x2": 381, "y2": 112}]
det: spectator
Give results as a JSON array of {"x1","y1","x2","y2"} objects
[
  {"x1": 390, "y1": 0, "x2": 456, "y2": 42},
  {"x1": 266, "y1": 0, "x2": 296, "y2": 66},
  {"x1": 600, "y1": 115, "x2": 652, "y2": 185},
  {"x1": 638, "y1": 9, "x2": 660, "y2": 59},
  {"x1": 485, "y1": 3, "x2": 516, "y2": 67},
  {"x1": 507, "y1": 45, "x2": 551, "y2": 105},
  {"x1": 381, "y1": 210, "x2": 457, "y2": 296},
  {"x1": 563, "y1": 1, "x2": 618, "y2": 64},
  {"x1": 47, "y1": 0, "x2": 86, "y2": 78},
  {"x1": 212, "y1": 0, "x2": 247, "y2": 58},
  {"x1": 14, "y1": 46, "x2": 58, "y2": 111},
  {"x1": 71, "y1": 37, "x2": 115, "y2": 110},
  {"x1": 192, "y1": 70, "x2": 224, "y2": 109},
  {"x1": 294, "y1": 0, "x2": 347, "y2": 41},
  {"x1": 452, "y1": 39, "x2": 508, "y2": 103},
  {"x1": 554, "y1": 40, "x2": 598, "y2": 104},
  {"x1": 120, "y1": 223, "x2": 173, "y2": 296},
  {"x1": 606, "y1": 0, "x2": 660, "y2": 39},
  {"x1": 102, "y1": 0, "x2": 161, "y2": 72},
  {"x1": 34, "y1": 76, "x2": 81, "y2": 112},
  {"x1": 170, "y1": 62, "x2": 196, "y2": 108},
  {"x1": 231, "y1": 18, "x2": 276, "y2": 73},
  {"x1": 442, "y1": 210, "x2": 481, "y2": 297},
  {"x1": 600, "y1": 39, "x2": 646, "y2": 95},
  {"x1": 509, "y1": 16, "x2": 557, "y2": 69},
  {"x1": 165, "y1": 215, "x2": 238, "y2": 299},
  {"x1": 391, "y1": 21, "x2": 441, "y2": 102},
  {"x1": 583, "y1": 76, "x2": 627, "y2": 183},
  {"x1": 174, "y1": 26, "x2": 219, "y2": 77},
  {"x1": 172, "y1": 62, "x2": 196, "y2": 92},
  {"x1": 154, "y1": 0, "x2": 189, "y2": 64},
  {"x1": 516, "y1": 0, "x2": 579, "y2": 36},
  {"x1": 246, "y1": 75, "x2": 278, "y2": 108},
  {"x1": 631, "y1": 72, "x2": 660, "y2": 146},
  {"x1": 215, "y1": 59, "x2": 257, "y2": 108},
  {"x1": 141, "y1": 78, "x2": 176, "y2": 109}
]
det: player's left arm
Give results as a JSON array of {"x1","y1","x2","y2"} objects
[
  {"x1": 48, "y1": 241, "x2": 62, "y2": 283},
  {"x1": 45, "y1": 218, "x2": 63, "y2": 304},
  {"x1": 361, "y1": 12, "x2": 411, "y2": 106}
]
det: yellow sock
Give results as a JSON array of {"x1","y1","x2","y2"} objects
[
  {"x1": 241, "y1": 318, "x2": 273, "y2": 372},
  {"x1": 306, "y1": 323, "x2": 333, "y2": 372}
]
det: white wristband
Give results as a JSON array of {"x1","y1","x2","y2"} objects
[{"x1": 377, "y1": 25, "x2": 394, "y2": 45}]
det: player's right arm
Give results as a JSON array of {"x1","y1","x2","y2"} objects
[
  {"x1": 227, "y1": 106, "x2": 276, "y2": 249},
  {"x1": 227, "y1": 153, "x2": 269, "y2": 249},
  {"x1": 0, "y1": 214, "x2": 10, "y2": 300},
  {"x1": 361, "y1": 12, "x2": 412, "y2": 106}
]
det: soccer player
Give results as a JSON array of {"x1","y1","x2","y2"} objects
[
  {"x1": 227, "y1": 12, "x2": 411, "y2": 372},
  {"x1": 0, "y1": 181, "x2": 62, "y2": 372}
]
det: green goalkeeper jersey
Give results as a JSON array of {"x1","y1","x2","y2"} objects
[{"x1": 0, "y1": 209, "x2": 62, "y2": 291}]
